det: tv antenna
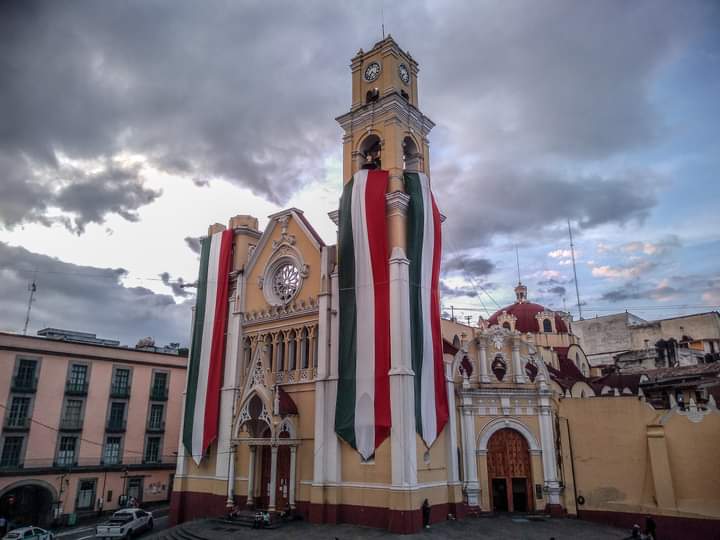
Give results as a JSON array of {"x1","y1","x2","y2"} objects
[
  {"x1": 381, "y1": 1, "x2": 385, "y2": 40},
  {"x1": 567, "y1": 219, "x2": 583, "y2": 320},
  {"x1": 515, "y1": 246, "x2": 522, "y2": 284},
  {"x1": 23, "y1": 271, "x2": 38, "y2": 335}
]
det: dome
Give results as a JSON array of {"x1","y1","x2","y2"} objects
[{"x1": 487, "y1": 298, "x2": 569, "y2": 334}]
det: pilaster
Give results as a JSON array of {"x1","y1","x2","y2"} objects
[{"x1": 478, "y1": 338, "x2": 490, "y2": 383}]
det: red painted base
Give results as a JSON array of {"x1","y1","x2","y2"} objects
[
  {"x1": 579, "y1": 509, "x2": 720, "y2": 540},
  {"x1": 545, "y1": 504, "x2": 565, "y2": 517},
  {"x1": 169, "y1": 492, "x2": 247, "y2": 526}
]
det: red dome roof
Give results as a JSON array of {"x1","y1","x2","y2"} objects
[{"x1": 487, "y1": 302, "x2": 568, "y2": 334}]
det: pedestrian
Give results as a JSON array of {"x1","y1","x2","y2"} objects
[
  {"x1": 645, "y1": 515, "x2": 657, "y2": 539},
  {"x1": 421, "y1": 499, "x2": 431, "y2": 529},
  {"x1": 625, "y1": 524, "x2": 641, "y2": 539},
  {"x1": 0, "y1": 515, "x2": 7, "y2": 537}
]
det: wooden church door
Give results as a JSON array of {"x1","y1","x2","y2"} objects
[{"x1": 487, "y1": 428, "x2": 533, "y2": 513}]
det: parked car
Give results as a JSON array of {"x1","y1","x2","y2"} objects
[
  {"x1": 95, "y1": 509, "x2": 153, "y2": 539},
  {"x1": 2, "y1": 527, "x2": 55, "y2": 540}
]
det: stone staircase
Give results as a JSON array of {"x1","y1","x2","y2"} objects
[{"x1": 149, "y1": 512, "x2": 287, "y2": 540}]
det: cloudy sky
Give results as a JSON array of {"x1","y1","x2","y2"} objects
[{"x1": 1, "y1": 0, "x2": 719, "y2": 346}]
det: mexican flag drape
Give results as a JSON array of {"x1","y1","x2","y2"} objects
[
  {"x1": 182, "y1": 228, "x2": 233, "y2": 464},
  {"x1": 405, "y1": 171, "x2": 448, "y2": 449},
  {"x1": 335, "y1": 168, "x2": 448, "y2": 458},
  {"x1": 335, "y1": 169, "x2": 392, "y2": 460}
]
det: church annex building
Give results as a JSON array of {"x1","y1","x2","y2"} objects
[{"x1": 170, "y1": 37, "x2": 720, "y2": 536}]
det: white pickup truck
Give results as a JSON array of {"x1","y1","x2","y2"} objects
[{"x1": 95, "y1": 509, "x2": 153, "y2": 539}]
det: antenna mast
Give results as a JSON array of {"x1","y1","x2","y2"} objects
[
  {"x1": 567, "y1": 219, "x2": 583, "y2": 320},
  {"x1": 381, "y1": 1, "x2": 385, "y2": 40},
  {"x1": 23, "y1": 273, "x2": 37, "y2": 335},
  {"x1": 515, "y1": 246, "x2": 521, "y2": 283}
]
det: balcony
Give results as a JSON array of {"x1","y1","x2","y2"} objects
[
  {"x1": 3, "y1": 416, "x2": 30, "y2": 431},
  {"x1": 65, "y1": 380, "x2": 89, "y2": 396},
  {"x1": 109, "y1": 384, "x2": 130, "y2": 399},
  {"x1": 146, "y1": 420, "x2": 165, "y2": 433},
  {"x1": 106, "y1": 419, "x2": 127, "y2": 433},
  {"x1": 59, "y1": 417, "x2": 84, "y2": 432},
  {"x1": 149, "y1": 386, "x2": 168, "y2": 401},
  {"x1": 11, "y1": 376, "x2": 37, "y2": 393}
]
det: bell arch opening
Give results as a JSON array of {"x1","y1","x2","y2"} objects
[
  {"x1": 402, "y1": 135, "x2": 421, "y2": 171},
  {"x1": 358, "y1": 134, "x2": 381, "y2": 170}
]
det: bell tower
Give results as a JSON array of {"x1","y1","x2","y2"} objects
[{"x1": 335, "y1": 35, "x2": 435, "y2": 191}]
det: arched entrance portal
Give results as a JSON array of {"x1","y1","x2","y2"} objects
[
  {"x1": 487, "y1": 428, "x2": 533, "y2": 513},
  {"x1": 0, "y1": 482, "x2": 56, "y2": 528},
  {"x1": 259, "y1": 428, "x2": 291, "y2": 511}
]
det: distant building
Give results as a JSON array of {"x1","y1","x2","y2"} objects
[
  {"x1": 0, "y1": 330, "x2": 187, "y2": 527},
  {"x1": 573, "y1": 311, "x2": 720, "y2": 371}
]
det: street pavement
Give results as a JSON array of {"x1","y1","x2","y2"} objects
[{"x1": 53, "y1": 512, "x2": 170, "y2": 540}]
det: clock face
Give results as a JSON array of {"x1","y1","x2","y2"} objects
[
  {"x1": 398, "y1": 63, "x2": 410, "y2": 85},
  {"x1": 364, "y1": 61, "x2": 381, "y2": 82}
]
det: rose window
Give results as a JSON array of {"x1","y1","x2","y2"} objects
[{"x1": 273, "y1": 263, "x2": 300, "y2": 303}]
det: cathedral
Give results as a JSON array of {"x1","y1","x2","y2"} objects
[{"x1": 170, "y1": 37, "x2": 720, "y2": 536}]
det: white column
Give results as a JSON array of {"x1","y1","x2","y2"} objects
[
  {"x1": 388, "y1": 245, "x2": 418, "y2": 488},
  {"x1": 513, "y1": 336, "x2": 527, "y2": 384},
  {"x1": 445, "y1": 363, "x2": 459, "y2": 483},
  {"x1": 226, "y1": 445, "x2": 236, "y2": 509},
  {"x1": 537, "y1": 381, "x2": 562, "y2": 507},
  {"x1": 269, "y1": 446, "x2": 278, "y2": 511},
  {"x1": 460, "y1": 396, "x2": 479, "y2": 506},
  {"x1": 478, "y1": 339, "x2": 490, "y2": 383},
  {"x1": 246, "y1": 446, "x2": 256, "y2": 508},
  {"x1": 313, "y1": 247, "x2": 332, "y2": 487},
  {"x1": 216, "y1": 280, "x2": 243, "y2": 479},
  {"x1": 289, "y1": 446, "x2": 297, "y2": 509}
]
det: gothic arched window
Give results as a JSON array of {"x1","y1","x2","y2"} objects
[
  {"x1": 288, "y1": 330, "x2": 297, "y2": 370},
  {"x1": 276, "y1": 338, "x2": 285, "y2": 372},
  {"x1": 301, "y1": 328, "x2": 309, "y2": 369}
]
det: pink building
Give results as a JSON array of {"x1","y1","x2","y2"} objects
[{"x1": 0, "y1": 329, "x2": 186, "y2": 527}]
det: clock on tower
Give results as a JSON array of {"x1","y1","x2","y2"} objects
[{"x1": 335, "y1": 35, "x2": 435, "y2": 190}]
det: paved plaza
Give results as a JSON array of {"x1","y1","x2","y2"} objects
[{"x1": 152, "y1": 515, "x2": 631, "y2": 540}]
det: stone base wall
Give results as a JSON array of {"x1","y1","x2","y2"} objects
[{"x1": 579, "y1": 509, "x2": 720, "y2": 540}]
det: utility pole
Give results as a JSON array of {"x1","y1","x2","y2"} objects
[
  {"x1": 23, "y1": 273, "x2": 37, "y2": 335},
  {"x1": 567, "y1": 219, "x2": 583, "y2": 320}
]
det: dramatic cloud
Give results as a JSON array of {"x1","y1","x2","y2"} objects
[
  {"x1": 159, "y1": 272, "x2": 191, "y2": 298},
  {"x1": 443, "y1": 255, "x2": 495, "y2": 278},
  {"x1": 439, "y1": 166, "x2": 659, "y2": 248},
  {"x1": 184, "y1": 236, "x2": 202, "y2": 255},
  {"x1": 440, "y1": 280, "x2": 478, "y2": 299},
  {"x1": 592, "y1": 260, "x2": 658, "y2": 280},
  {"x1": 0, "y1": 241, "x2": 192, "y2": 345}
]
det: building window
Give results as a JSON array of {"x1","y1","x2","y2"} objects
[
  {"x1": 103, "y1": 437, "x2": 121, "y2": 465},
  {"x1": 313, "y1": 330, "x2": 319, "y2": 368},
  {"x1": 144, "y1": 437, "x2": 161, "y2": 463},
  {"x1": 62, "y1": 399, "x2": 83, "y2": 428},
  {"x1": 108, "y1": 402, "x2": 126, "y2": 431},
  {"x1": 57, "y1": 436, "x2": 77, "y2": 466},
  {"x1": 542, "y1": 319, "x2": 552, "y2": 333},
  {"x1": 300, "y1": 328, "x2": 309, "y2": 369},
  {"x1": 150, "y1": 372, "x2": 168, "y2": 401},
  {"x1": 16, "y1": 359, "x2": 37, "y2": 384},
  {"x1": 7, "y1": 396, "x2": 30, "y2": 428},
  {"x1": 76, "y1": 479, "x2": 96, "y2": 510},
  {"x1": 0, "y1": 437, "x2": 23, "y2": 467},
  {"x1": 67, "y1": 364, "x2": 88, "y2": 393},
  {"x1": 148, "y1": 404, "x2": 164, "y2": 430},
  {"x1": 111, "y1": 368, "x2": 130, "y2": 397},
  {"x1": 276, "y1": 340, "x2": 285, "y2": 372},
  {"x1": 502, "y1": 322, "x2": 511, "y2": 330},
  {"x1": 288, "y1": 331, "x2": 297, "y2": 370}
]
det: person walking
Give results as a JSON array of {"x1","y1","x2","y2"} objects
[
  {"x1": 421, "y1": 499, "x2": 431, "y2": 529},
  {"x1": 645, "y1": 515, "x2": 657, "y2": 539},
  {"x1": 0, "y1": 515, "x2": 7, "y2": 537}
]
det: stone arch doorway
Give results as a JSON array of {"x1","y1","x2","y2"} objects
[
  {"x1": 487, "y1": 428, "x2": 533, "y2": 513},
  {"x1": 259, "y1": 428, "x2": 291, "y2": 511},
  {"x1": 0, "y1": 481, "x2": 57, "y2": 528}
]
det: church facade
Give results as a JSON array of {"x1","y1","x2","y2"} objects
[{"x1": 170, "y1": 37, "x2": 720, "y2": 536}]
